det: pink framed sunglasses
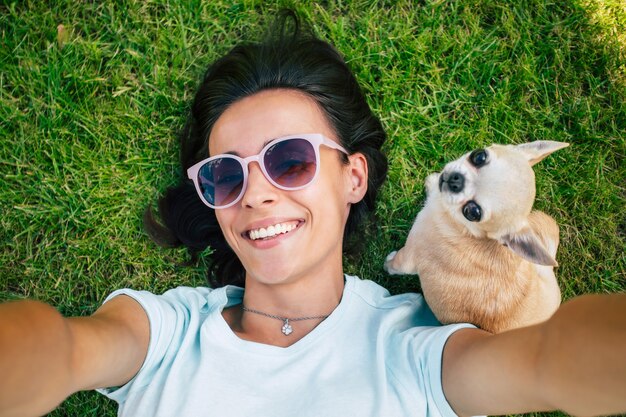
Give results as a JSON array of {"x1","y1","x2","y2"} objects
[{"x1": 187, "y1": 133, "x2": 349, "y2": 209}]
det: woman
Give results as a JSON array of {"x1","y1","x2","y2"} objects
[{"x1": 0, "y1": 13, "x2": 625, "y2": 417}]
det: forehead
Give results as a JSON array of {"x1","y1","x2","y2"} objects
[{"x1": 209, "y1": 89, "x2": 335, "y2": 156}]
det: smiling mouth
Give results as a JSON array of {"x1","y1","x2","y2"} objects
[{"x1": 246, "y1": 221, "x2": 301, "y2": 241}]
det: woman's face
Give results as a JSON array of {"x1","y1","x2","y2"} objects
[{"x1": 209, "y1": 89, "x2": 367, "y2": 287}]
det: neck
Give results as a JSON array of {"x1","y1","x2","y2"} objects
[
  {"x1": 242, "y1": 269, "x2": 345, "y2": 318},
  {"x1": 222, "y1": 265, "x2": 345, "y2": 347}
]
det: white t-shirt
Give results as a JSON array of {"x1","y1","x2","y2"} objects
[{"x1": 98, "y1": 275, "x2": 473, "y2": 416}]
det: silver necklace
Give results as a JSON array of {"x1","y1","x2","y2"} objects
[{"x1": 242, "y1": 306, "x2": 330, "y2": 336}]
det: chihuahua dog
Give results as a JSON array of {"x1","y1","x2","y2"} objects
[{"x1": 384, "y1": 141, "x2": 569, "y2": 333}]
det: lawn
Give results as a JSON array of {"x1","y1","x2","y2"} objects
[{"x1": 1, "y1": 1, "x2": 624, "y2": 416}]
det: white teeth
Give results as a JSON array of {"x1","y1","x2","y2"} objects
[{"x1": 248, "y1": 222, "x2": 297, "y2": 240}]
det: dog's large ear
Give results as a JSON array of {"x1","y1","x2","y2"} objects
[
  {"x1": 500, "y1": 227, "x2": 558, "y2": 266},
  {"x1": 516, "y1": 141, "x2": 569, "y2": 166}
]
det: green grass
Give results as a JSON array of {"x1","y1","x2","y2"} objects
[{"x1": 1, "y1": 1, "x2": 624, "y2": 416}]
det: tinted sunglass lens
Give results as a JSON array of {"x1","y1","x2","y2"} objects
[
  {"x1": 198, "y1": 158, "x2": 244, "y2": 207},
  {"x1": 264, "y1": 139, "x2": 316, "y2": 188}
]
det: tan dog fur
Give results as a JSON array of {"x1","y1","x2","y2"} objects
[{"x1": 384, "y1": 141, "x2": 568, "y2": 333}]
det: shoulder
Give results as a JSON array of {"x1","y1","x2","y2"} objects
[
  {"x1": 343, "y1": 276, "x2": 476, "y2": 416},
  {"x1": 345, "y1": 275, "x2": 439, "y2": 326},
  {"x1": 96, "y1": 285, "x2": 239, "y2": 399},
  {"x1": 100, "y1": 285, "x2": 238, "y2": 362},
  {"x1": 104, "y1": 285, "x2": 236, "y2": 320}
]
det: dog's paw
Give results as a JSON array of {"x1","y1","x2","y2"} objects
[
  {"x1": 384, "y1": 251, "x2": 399, "y2": 274},
  {"x1": 425, "y1": 173, "x2": 439, "y2": 194}
]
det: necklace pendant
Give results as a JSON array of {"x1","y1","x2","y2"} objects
[{"x1": 281, "y1": 319, "x2": 293, "y2": 336}]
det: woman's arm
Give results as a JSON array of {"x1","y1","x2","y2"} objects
[
  {"x1": 442, "y1": 292, "x2": 626, "y2": 417},
  {"x1": 0, "y1": 295, "x2": 149, "y2": 417}
]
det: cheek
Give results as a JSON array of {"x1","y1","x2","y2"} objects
[
  {"x1": 215, "y1": 210, "x2": 235, "y2": 240},
  {"x1": 317, "y1": 168, "x2": 352, "y2": 217}
]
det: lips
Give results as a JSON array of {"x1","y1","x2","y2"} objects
[{"x1": 245, "y1": 220, "x2": 301, "y2": 241}]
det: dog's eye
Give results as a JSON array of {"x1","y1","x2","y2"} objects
[
  {"x1": 462, "y1": 201, "x2": 482, "y2": 222},
  {"x1": 469, "y1": 149, "x2": 488, "y2": 167}
]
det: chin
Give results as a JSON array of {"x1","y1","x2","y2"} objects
[{"x1": 243, "y1": 263, "x2": 300, "y2": 286}]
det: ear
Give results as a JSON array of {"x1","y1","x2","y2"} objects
[
  {"x1": 500, "y1": 226, "x2": 558, "y2": 266},
  {"x1": 515, "y1": 141, "x2": 569, "y2": 166},
  {"x1": 345, "y1": 152, "x2": 368, "y2": 204}
]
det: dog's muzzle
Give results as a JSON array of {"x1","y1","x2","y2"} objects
[{"x1": 439, "y1": 171, "x2": 465, "y2": 193}]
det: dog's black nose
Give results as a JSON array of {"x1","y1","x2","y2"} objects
[{"x1": 446, "y1": 172, "x2": 465, "y2": 193}]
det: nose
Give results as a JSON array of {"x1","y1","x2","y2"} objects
[
  {"x1": 240, "y1": 162, "x2": 278, "y2": 208},
  {"x1": 443, "y1": 171, "x2": 465, "y2": 193}
]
